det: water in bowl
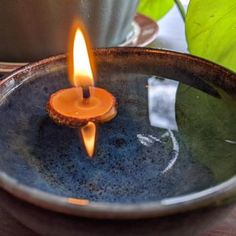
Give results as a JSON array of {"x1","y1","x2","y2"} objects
[{"x1": 0, "y1": 66, "x2": 235, "y2": 203}]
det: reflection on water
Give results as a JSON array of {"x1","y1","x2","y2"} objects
[
  {"x1": 145, "y1": 74, "x2": 236, "y2": 179},
  {"x1": 161, "y1": 130, "x2": 179, "y2": 174},
  {"x1": 225, "y1": 140, "x2": 236, "y2": 144},
  {"x1": 176, "y1": 82, "x2": 236, "y2": 183},
  {"x1": 141, "y1": 77, "x2": 180, "y2": 173},
  {"x1": 137, "y1": 133, "x2": 162, "y2": 147},
  {"x1": 137, "y1": 130, "x2": 180, "y2": 174},
  {"x1": 148, "y1": 77, "x2": 178, "y2": 131}
]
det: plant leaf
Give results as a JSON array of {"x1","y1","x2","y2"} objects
[
  {"x1": 138, "y1": 0, "x2": 174, "y2": 20},
  {"x1": 186, "y1": 0, "x2": 236, "y2": 72}
]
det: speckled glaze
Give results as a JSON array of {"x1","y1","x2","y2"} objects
[
  {"x1": 0, "y1": 187, "x2": 234, "y2": 236},
  {"x1": 0, "y1": 48, "x2": 236, "y2": 236},
  {"x1": 0, "y1": 0, "x2": 138, "y2": 62}
]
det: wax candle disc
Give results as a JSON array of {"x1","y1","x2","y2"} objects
[{"x1": 47, "y1": 87, "x2": 117, "y2": 127}]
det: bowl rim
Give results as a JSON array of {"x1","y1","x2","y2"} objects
[{"x1": 0, "y1": 47, "x2": 236, "y2": 219}]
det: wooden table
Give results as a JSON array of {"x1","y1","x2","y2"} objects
[{"x1": 0, "y1": 2, "x2": 236, "y2": 236}]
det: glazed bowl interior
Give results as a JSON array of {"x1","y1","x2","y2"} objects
[{"x1": 0, "y1": 48, "x2": 236, "y2": 219}]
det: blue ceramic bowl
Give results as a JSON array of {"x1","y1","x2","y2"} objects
[{"x1": 0, "y1": 48, "x2": 236, "y2": 233}]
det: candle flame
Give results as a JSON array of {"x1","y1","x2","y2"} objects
[
  {"x1": 80, "y1": 122, "x2": 96, "y2": 157},
  {"x1": 68, "y1": 23, "x2": 95, "y2": 88}
]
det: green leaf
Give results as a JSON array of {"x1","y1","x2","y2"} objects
[
  {"x1": 138, "y1": 0, "x2": 174, "y2": 20},
  {"x1": 186, "y1": 0, "x2": 236, "y2": 72}
]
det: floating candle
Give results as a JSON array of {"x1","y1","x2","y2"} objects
[
  {"x1": 47, "y1": 22, "x2": 117, "y2": 156},
  {"x1": 48, "y1": 87, "x2": 117, "y2": 127}
]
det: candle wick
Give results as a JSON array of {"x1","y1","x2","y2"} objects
[{"x1": 82, "y1": 86, "x2": 90, "y2": 99}]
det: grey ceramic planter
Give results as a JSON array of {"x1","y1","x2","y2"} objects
[{"x1": 0, "y1": 0, "x2": 138, "y2": 62}]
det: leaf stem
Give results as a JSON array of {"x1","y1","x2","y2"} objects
[{"x1": 174, "y1": 0, "x2": 186, "y2": 21}]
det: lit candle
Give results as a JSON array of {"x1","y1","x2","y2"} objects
[{"x1": 47, "y1": 23, "x2": 117, "y2": 157}]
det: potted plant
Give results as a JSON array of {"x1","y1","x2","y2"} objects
[{"x1": 138, "y1": 0, "x2": 236, "y2": 72}]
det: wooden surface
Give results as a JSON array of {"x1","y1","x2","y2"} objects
[
  {"x1": 0, "y1": 205, "x2": 36, "y2": 236},
  {"x1": 0, "y1": 2, "x2": 236, "y2": 236}
]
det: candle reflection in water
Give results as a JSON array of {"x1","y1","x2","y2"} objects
[{"x1": 137, "y1": 77, "x2": 180, "y2": 173}]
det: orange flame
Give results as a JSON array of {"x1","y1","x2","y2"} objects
[
  {"x1": 68, "y1": 23, "x2": 97, "y2": 157},
  {"x1": 80, "y1": 122, "x2": 96, "y2": 157},
  {"x1": 68, "y1": 23, "x2": 95, "y2": 88},
  {"x1": 67, "y1": 198, "x2": 89, "y2": 206}
]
